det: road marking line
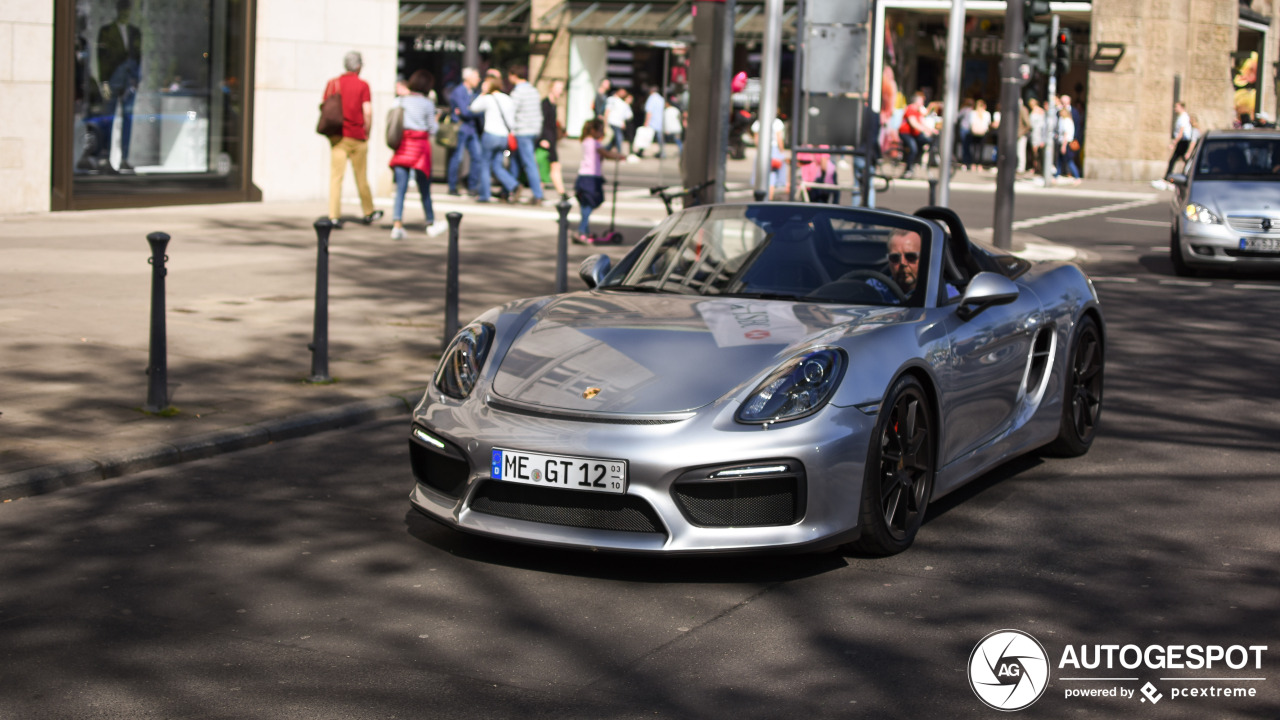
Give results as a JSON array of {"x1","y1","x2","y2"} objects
[
  {"x1": 1011, "y1": 198, "x2": 1161, "y2": 230},
  {"x1": 1150, "y1": 246, "x2": 1169, "y2": 252},
  {"x1": 1091, "y1": 276, "x2": 1139, "y2": 283},
  {"x1": 1099, "y1": 244, "x2": 1135, "y2": 250},
  {"x1": 1233, "y1": 283, "x2": 1280, "y2": 291},
  {"x1": 1106, "y1": 217, "x2": 1170, "y2": 227},
  {"x1": 1159, "y1": 279, "x2": 1211, "y2": 287}
]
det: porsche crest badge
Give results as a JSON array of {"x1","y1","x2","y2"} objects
[{"x1": 582, "y1": 387, "x2": 602, "y2": 400}]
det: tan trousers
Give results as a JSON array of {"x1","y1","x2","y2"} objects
[{"x1": 328, "y1": 136, "x2": 375, "y2": 220}]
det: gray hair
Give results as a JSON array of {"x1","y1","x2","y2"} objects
[
  {"x1": 343, "y1": 51, "x2": 363, "y2": 73},
  {"x1": 462, "y1": 67, "x2": 479, "y2": 82}
]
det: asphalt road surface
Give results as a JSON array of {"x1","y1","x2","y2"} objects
[{"x1": 2, "y1": 191, "x2": 1278, "y2": 719}]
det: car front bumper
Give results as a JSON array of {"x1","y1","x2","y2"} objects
[
  {"x1": 407, "y1": 388, "x2": 874, "y2": 554},
  {"x1": 1177, "y1": 216, "x2": 1280, "y2": 270}
]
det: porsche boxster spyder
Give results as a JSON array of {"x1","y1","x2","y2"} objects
[{"x1": 408, "y1": 203, "x2": 1103, "y2": 555}]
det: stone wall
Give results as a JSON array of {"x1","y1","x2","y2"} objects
[
  {"x1": 253, "y1": 0, "x2": 400, "y2": 203},
  {"x1": 0, "y1": 2, "x2": 54, "y2": 214},
  {"x1": 1088, "y1": 0, "x2": 1244, "y2": 181}
]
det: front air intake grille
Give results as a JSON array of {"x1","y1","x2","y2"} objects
[
  {"x1": 469, "y1": 481, "x2": 666, "y2": 535},
  {"x1": 409, "y1": 427, "x2": 470, "y2": 499},
  {"x1": 673, "y1": 467, "x2": 802, "y2": 528}
]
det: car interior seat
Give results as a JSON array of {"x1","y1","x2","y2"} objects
[{"x1": 913, "y1": 205, "x2": 977, "y2": 290}]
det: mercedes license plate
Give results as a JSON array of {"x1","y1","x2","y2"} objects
[
  {"x1": 1240, "y1": 237, "x2": 1280, "y2": 253},
  {"x1": 491, "y1": 448, "x2": 627, "y2": 494}
]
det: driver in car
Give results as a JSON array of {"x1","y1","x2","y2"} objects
[
  {"x1": 858, "y1": 228, "x2": 921, "y2": 304},
  {"x1": 887, "y1": 229, "x2": 922, "y2": 295}
]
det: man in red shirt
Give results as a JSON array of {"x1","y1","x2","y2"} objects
[
  {"x1": 323, "y1": 51, "x2": 382, "y2": 227},
  {"x1": 898, "y1": 92, "x2": 937, "y2": 179}
]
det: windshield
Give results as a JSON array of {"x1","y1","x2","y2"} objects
[
  {"x1": 1195, "y1": 138, "x2": 1280, "y2": 180},
  {"x1": 602, "y1": 205, "x2": 934, "y2": 307}
]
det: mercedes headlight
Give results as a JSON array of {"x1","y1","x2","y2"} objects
[
  {"x1": 434, "y1": 323, "x2": 494, "y2": 399},
  {"x1": 1184, "y1": 203, "x2": 1222, "y2": 225},
  {"x1": 737, "y1": 348, "x2": 846, "y2": 424}
]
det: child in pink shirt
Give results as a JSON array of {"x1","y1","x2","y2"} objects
[{"x1": 573, "y1": 119, "x2": 624, "y2": 243}]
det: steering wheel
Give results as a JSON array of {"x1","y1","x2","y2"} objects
[{"x1": 837, "y1": 269, "x2": 908, "y2": 304}]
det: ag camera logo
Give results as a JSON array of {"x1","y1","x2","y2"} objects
[{"x1": 969, "y1": 629, "x2": 1051, "y2": 711}]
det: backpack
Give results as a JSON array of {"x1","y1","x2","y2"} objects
[{"x1": 385, "y1": 103, "x2": 405, "y2": 150}]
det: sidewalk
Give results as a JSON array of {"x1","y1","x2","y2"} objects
[{"x1": 0, "y1": 181, "x2": 1097, "y2": 501}]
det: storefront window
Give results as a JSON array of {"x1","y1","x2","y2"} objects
[{"x1": 58, "y1": 0, "x2": 251, "y2": 206}]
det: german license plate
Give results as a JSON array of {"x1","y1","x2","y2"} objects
[
  {"x1": 490, "y1": 448, "x2": 627, "y2": 494},
  {"x1": 1240, "y1": 237, "x2": 1280, "y2": 253}
]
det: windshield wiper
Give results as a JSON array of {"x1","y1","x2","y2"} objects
[{"x1": 606, "y1": 283, "x2": 688, "y2": 294}]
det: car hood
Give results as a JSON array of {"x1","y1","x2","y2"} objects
[
  {"x1": 1192, "y1": 180, "x2": 1280, "y2": 215},
  {"x1": 489, "y1": 292, "x2": 898, "y2": 414}
]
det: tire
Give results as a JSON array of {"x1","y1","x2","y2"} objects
[
  {"x1": 1169, "y1": 227, "x2": 1198, "y2": 277},
  {"x1": 848, "y1": 375, "x2": 935, "y2": 556},
  {"x1": 1042, "y1": 315, "x2": 1104, "y2": 457}
]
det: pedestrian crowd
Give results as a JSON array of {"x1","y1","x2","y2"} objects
[
  {"x1": 318, "y1": 50, "x2": 691, "y2": 243},
  {"x1": 882, "y1": 89, "x2": 1088, "y2": 186},
  {"x1": 319, "y1": 48, "x2": 1271, "y2": 235}
]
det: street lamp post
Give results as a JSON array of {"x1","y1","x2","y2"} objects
[{"x1": 753, "y1": 0, "x2": 785, "y2": 201}]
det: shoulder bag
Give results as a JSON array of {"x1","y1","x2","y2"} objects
[
  {"x1": 494, "y1": 95, "x2": 518, "y2": 151},
  {"x1": 437, "y1": 115, "x2": 459, "y2": 148},
  {"x1": 317, "y1": 78, "x2": 344, "y2": 137},
  {"x1": 385, "y1": 101, "x2": 405, "y2": 150}
]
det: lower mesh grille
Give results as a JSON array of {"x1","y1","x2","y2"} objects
[
  {"x1": 674, "y1": 476, "x2": 800, "y2": 527},
  {"x1": 470, "y1": 481, "x2": 666, "y2": 535}
]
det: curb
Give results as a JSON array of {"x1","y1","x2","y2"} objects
[{"x1": 0, "y1": 391, "x2": 420, "y2": 503}]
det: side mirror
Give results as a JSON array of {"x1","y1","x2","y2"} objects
[
  {"x1": 578, "y1": 253, "x2": 612, "y2": 289},
  {"x1": 956, "y1": 272, "x2": 1019, "y2": 321},
  {"x1": 1167, "y1": 172, "x2": 1188, "y2": 187}
]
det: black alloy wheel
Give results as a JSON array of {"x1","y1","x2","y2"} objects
[
  {"x1": 1044, "y1": 316, "x2": 1104, "y2": 457},
  {"x1": 849, "y1": 375, "x2": 934, "y2": 556}
]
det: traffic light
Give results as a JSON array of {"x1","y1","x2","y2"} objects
[
  {"x1": 1054, "y1": 28, "x2": 1073, "y2": 76},
  {"x1": 1022, "y1": 0, "x2": 1052, "y2": 76}
]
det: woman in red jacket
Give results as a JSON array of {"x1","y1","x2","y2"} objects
[{"x1": 390, "y1": 70, "x2": 446, "y2": 239}]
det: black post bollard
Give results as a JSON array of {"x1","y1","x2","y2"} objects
[
  {"x1": 443, "y1": 212, "x2": 463, "y2": 350},
  {"x1": 144, "y1": 232, "x2": 171, "y2": 412},
  {"x1": 928, "y1": 178, "x2": 938, "y2": 206},
  {"x1": 308, "y1": 218, "x2": 332, "y2": 383},
  {"x1": 555, "y1": 198, "x2": 571, "y2": 293}
]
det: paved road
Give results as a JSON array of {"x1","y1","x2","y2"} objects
[{"x1": 2, "y1": 196, "x2": 1277, "y2": 719}]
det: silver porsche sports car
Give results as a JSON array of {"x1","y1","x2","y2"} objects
[{"x1": 409, "y1": 203, "x2": 1104, "y2": 555}]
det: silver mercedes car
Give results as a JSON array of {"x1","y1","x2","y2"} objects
[
  {"x1": 409, "y1": 203, "x2": 1104, "y2": 555},
  {"x1": 1168, "y1": 129, "x2": 1280, "y2": 275}
]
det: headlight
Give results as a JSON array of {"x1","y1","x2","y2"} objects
[
  {"x1": 1184, "y1": 203, "x2": 1222, "y2": 225},
  {"x1": 433, "y1": 323, "x2": 494, "y2": 399},
  {"x1": 737, "y1": 348, "x2": 846, "y2": 424}
]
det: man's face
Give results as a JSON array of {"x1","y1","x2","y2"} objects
[{"x1": 888, "y1": 231, "x2": 922, "y2": 293}]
